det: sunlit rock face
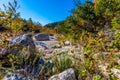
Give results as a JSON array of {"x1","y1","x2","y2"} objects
[
  {"x1": 48, "y1": 68, "x2": 76, "y2": 80},
  {"x1": 33, "y1": 33, "x2": 57, "y2": 49},
  {"x1": 64, "y1": 41, "x2": 71, "y2": 46},
  {"x1": 33, "y1": 33, "x2": 56, "y2": 41},
  {"x1": 8, "y1": 34, "x2": 35, "y2": 49},
  {"x1": 0, "y1": 34, "x2": 36, "y2": 56},
  {"x1": 2, "y1": 72, "x2": 29, "y2": 80}
]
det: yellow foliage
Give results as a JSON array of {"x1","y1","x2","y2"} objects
[{"x1": 11, "y1": 18, "x2": 24, "y2": 32}]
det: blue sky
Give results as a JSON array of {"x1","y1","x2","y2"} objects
[{"x1": 0, "y1": 0, "x2": 85, "y2": 25}]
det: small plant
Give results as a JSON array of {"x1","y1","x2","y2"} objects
[
  {"x1": 112, "y1": 31, "x2": 120, "y2": 49},
  {"x1": 52, "y1": 54, "x2": 73, "y2": 73},
  {"x1": 93, "y1": 75, "x2": 105, "y2": 80},
  {"x1": 83, "y1": 45, "x2": 92, "y2": 53},
  {"x1": 0, "y1": 73, "x2": 4, "y2": 80}
]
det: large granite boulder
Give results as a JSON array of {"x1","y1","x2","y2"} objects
[
  {"x1": 33, "y1": 33, "x2": 50, "y2": 41},
  {"x1": 8, "y1": 34, "x2": 35, "y2": 49},
  {"x1": 49, "y1": 34, "x2": 56, "y2": 41},
  {"x1": 33, "y1": 33, "x2": 56, "y2": 41},
  {"x1": 0, "y1": 34, "x2": 35, "y2": 56},
  {"x1": 48, "y1": 68, "x2": 76, "y2": 80}
]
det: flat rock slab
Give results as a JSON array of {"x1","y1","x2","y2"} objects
[
  {"x1": 48, "y1": 68, "x2": 76, "y2": 80},
  {"x1": 34, "y1": 41, "x2": 57, "y2": 49}
]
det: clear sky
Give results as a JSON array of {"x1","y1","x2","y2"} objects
[{"x1": 0, "y1": 0, "x2": 85, "y2": 25}]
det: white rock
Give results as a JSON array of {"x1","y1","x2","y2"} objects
[
  {"x1": 48, "y1": 68, "x2": 76, "y2": 80},
  {"x1": 55, "y1": 44, "x2": 61, "y2": 48},
  {"x1": 34, "y1": 33, "x2": 50, "y2": 41},
  {"x1": 49, "y1": 34, "x2": 56, "y2": 41},
  {"x1": 111, "y1": 68, "x2": 120, "y2": 79},
  {"x1": 8, "y1": 34, "x2": 35, "y2": 49},
  {"x1": 2, "y1": 73, "x2": 18, "y2": 80},
  {"x1": 64, "y1": 41, "x2": 71, "y2": 46},
  {"x1": 101, "y1": 52, "x2": 109, "y2": 55},
  {"x1": 98, "y1": 65, "x2": 109, "y2": 77},
  {"x1": 117, "y1": 59, "x2": 120, "y2": 65}
]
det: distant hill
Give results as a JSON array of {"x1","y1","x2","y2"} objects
[{"x1": 44, "y1": 21, "x2": 64, "y2": 28}]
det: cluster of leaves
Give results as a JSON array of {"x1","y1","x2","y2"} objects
[
  {"x1": 0, "y1": 0, "x2": 43, "y2": 33},
  {"x1": 112, "y1": 31, "x2": 120, "y2": 49},
  {"x1": 0, "y1": 46, "x2": 54, "y2": 79},
  {"x1": 0, "y1": 0, "x2": 120, "y2": 80},
  {"x1": 51, "y1": 0, "x2": 120, "y2": 42},
  {"x1": 52, "y1": 54, "x2": 73, "y2": 73}
]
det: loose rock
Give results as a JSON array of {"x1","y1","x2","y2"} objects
[{"x1": 48, "y1": 68, "x2": 76, "y2": 80}]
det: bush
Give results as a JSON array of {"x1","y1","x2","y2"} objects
[
  {"x1": 52, "y1": 54, "x2": 73, "y2": 73},
  {"x1": 112, "y1": 31, "x2": 120, "y2": 49}
]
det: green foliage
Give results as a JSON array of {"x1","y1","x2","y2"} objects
[
  {"x1": 52, "y1": 54, "x2": 73, "y2": 73},
  {"x1": 112, "y1": 32, "x2": 120, "y2": 49},
  {"x1": 83, "y1": 45, "x2": 92, "y2": 52},
  {"x1": 0, "y1": 73, "x2": 4, "y2": 80},
  {"x1": 44, "y1": 21, "x2": 64, "y2": 29},
  {"x1": 11, "y1": 17, "x2": 24, "y2": 32},
  {"x1": 3, "y1": 0, "x2": 20, "y2": 18},
  {"x1": 114, "y1": 65, "x2": 120, "y2": 70},
  {"x1": 95, "y1": 0, "x2": 120, "y2": 17},
  {"x1": 0, "y1": 0, "x2": 42, "y2": 33},
  {"x1": 112, "y1": 17, "x2": 120, "y2": 30},
  {"x1": 55, "y1": 0, "x2": 120, "y2": 41},
  {"x1": 93, "y1": 75, "x2": 105, "y2": 80},
  {"x1": 109, "y1": 74, "x2": 119, "y2": 80},
  {"x1": 1, "y1": 0, "x2": 120, "y2": 79}
]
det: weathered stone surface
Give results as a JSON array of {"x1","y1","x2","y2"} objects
[
  {"x1": 111, "y1": 68, "x2": 120, "y2": 79},
  {"x1": 117, "y1": 59, "x2": 120, "y2": 65},
  {"x1": 64, "y1": 41, "x2": 71, "y2": 46},
  {"x1": 33, "y1": 33, "x2": 56, "y2": 41},
  {"x1": 34, "y1": 41, "x2": 48, "y2": 49},
  {"x1": 98, "y1": 64, "x2": 109, "y2": 77},
  {"x1": 8, "y1": 35, "x2": 22, "y2": 45},
  {"x1": 54, "y1": 44, "x2": 62, "y2": 48},
  {"x1": 0, "y1": 47, "x2": 8, "y2": 55},
  {"x1": 49, "y1": 34, "x2": 56, "y2": 41},
  {"x1": 0, "y1": 47, "x2": 19, "y2": 59},
  {"x1": 8, "y1": 34, "x2": 35, "y2": 49},
  {"x1": 1, "y1": 34, "x2": 36, "y2": 56},
  {"x1": 101, "y1": 52, "x2": 109, "y2": 55},
  {"x1": 34, "y1": 41, "x2": 57, "y2": 49},
  {"x1": 34, "y1": 33, "x2": 49, "y2": 41},
  {"x1": 2, "y1": 72, "x2": 29, "y2": 80},
  {"x1": 48, "y1": 68, "x2": 76, "y2": 80}
]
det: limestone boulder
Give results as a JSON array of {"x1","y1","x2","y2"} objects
[
  {"x1": 48, "y1": 68, "x2": 76, "y2": 80},
  {"x1": 8, "y1": 34, "x2": 35, "y2": 49}
]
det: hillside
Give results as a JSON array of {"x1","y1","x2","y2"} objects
[
  {"x1": 0, "y1": 0, "x2": 120, "y2": 80},
  {"x1": 44, "y1": 21, "x2": 64, "y2": 29}
]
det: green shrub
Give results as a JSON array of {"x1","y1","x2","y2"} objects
[
  {"x1": 112, "y1": 17, "x2": 120, "y2": 30},
  {"x1": 52, "y1": 54, "x2": 72, "y2": 73},
  {"x1": 112, "y1": 31, "x2": 120, "y2": 49},
  {"x1": 0, "y1": 73, "x2": 4, "y2": 80},
  {"x1": 83, "y1": 45, "x2": 92, "y2": 52}
]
